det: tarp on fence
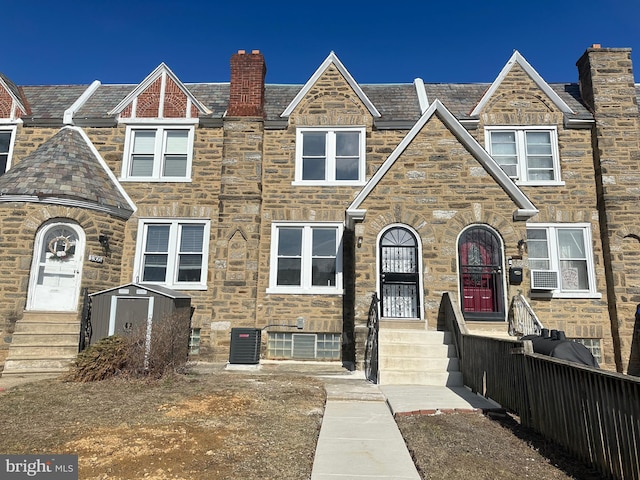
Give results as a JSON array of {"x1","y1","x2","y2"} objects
[{"x1": 522, "y1": 334, "x2": 599, "y2": 368}]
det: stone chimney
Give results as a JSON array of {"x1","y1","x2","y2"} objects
[
  {"x1": 576, "y1": 44, "x2": 637, "y2": 116},
  {"x1": 576, "y1": 45, "x2": 640, "y2": 374},
  {"x1": 227, "y1": 49, "x2": 266, "y2": 117}
]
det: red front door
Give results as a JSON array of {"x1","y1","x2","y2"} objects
[{"x1": 458, "y1": 226, "x2": 504, "y2": 320}]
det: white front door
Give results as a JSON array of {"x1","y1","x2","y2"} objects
[{"x1": 27, "y1": 222, "x2": 85, "y2": 311}]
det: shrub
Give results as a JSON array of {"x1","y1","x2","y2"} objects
[
  {"x1": 64, "y1": 336, "x2": 129, "y2": 382},
  {"x1": 65, "y1": 312, "x2": 191, "y2": 382}
]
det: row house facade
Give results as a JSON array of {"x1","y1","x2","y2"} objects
[{"x1": 0, "y1": 45, "x2": 639, "y2": 376}]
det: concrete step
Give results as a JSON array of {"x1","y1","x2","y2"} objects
[
  {"x1": 379, "y1": 329, "x2": 452, "y2": 345},
  {"x1": 9, "y1": 333, "x2": 80, "y2": 346},
  {"x1": 466, "y1": 321, "x2": 512, "y2": 339},
  {"x1": 378, "y1": 370, "x2": 464, "y2": 387},
  {"x1": 2, "y1": 313, "x2": 81, "y2": 378},
  {"x1": 379, "y1": 342, "x2": 457, "y2": 358},
  {"x1": 5, "y1": 345, "x2": 79, "y2": 358},
  {"x1": 14, "y1": 322, "x2": 80, "y2": 334},
  {"x1": 377, "y1": 328, "x2": 463, "y2": 386},
  {"x1": 20, "y1": 312, "x2": 79, "y2": 323},
  {"x1": 378, "y1": 355, "x2": 459, "y2": 372},
  {"x1": 2, "y1": 357, "x2": 74, "y2": 373}
]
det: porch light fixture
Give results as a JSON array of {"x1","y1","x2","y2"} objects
[
  {"x1": 517, "y1": 239, "x2": 527, "y2": 255},
  {"x1": 99, "y1": 234, "x2": 110, "y2": 254}
]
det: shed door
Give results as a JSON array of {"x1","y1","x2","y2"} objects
[
  {"x1": 28, "y1": 222, "x2": 85, "y2": 311},
  {"x1": 109, "y1": 297, "x2": 154, "y2": 337},
  {"x1": 379, "y1": 227, "x2": 420, "y2": 318}
]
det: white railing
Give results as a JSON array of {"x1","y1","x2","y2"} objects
[{"x1": 508, "y1": 291, "x2": 544, "y2": 337}]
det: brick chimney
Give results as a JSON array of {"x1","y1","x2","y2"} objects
[{"x1": 228, "y1": 49, "x2": 266, "y2": 117}]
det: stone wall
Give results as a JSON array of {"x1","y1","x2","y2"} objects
[{"x1": 577, "y1": 47, "x2": 640, "y2": 373}]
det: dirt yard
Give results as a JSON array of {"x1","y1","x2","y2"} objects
[{"x1": 0, "y1": 364, "x2": 601, "y2": 479}]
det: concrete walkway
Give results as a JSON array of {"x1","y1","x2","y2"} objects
[
  {"x1": 312, "y1": 371, "x2": 501, "y2": 480},
  {"x1": 0, "y1": 363, "x2": 502, "y2": 480}
]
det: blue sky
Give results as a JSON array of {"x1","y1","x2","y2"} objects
[{"x1": 3, "y1": 0, "x2": 639, "y2": 86}]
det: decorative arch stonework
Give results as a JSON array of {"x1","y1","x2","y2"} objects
[
  {"x1": 483, "y1": 90, "x2": 558, "y2": 114},
  {"x1": 226, "y1": 228, "x2": 248, "y2": 284},
  {"x1": 367, "y1": 209, "x2": 436, "y2": 249},
  {"x1": 441, "y1": 209, "x2": 518, "y2": 254}
]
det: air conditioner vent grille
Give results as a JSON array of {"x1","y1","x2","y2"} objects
[{"x1": 531, "y1": 270, "x2": 559, "y2": 290}]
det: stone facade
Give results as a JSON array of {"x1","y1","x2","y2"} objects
[{"x1": 0, "y1": 45, "x2": 639, "y2": 374}]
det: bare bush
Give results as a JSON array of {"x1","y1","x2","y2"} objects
[{"x1": 65, "y1": 312, "x2": 190, "y2": 382}]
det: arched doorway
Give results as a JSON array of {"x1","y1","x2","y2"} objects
[
  {"x1": 458, "y1": 225, "x2": 505, "y2": 320},
  {"x1": 27, "y1": 220, "x2": 85, "y2": 311},
  {"x1": 378, "y1": 225, "x2": 421, "y2": 319}
]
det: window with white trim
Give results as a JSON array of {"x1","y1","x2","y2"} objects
[
  {"x1": 134, "y1": 219, "x2": 210, "y2": 290},
  {"x1": 268, "y1": 223, "x2": 343, "y2": 294},
  {"x1": 122, "y1": 126, "x2": 194, "y2": 181},
  {"x1": 295, "y1": 127, "x2": 365, "y2": 184},
  {"x1": 0, "y1": 127, "x2": 16, "y2": 175},
  {"x1": 486, "y1": 127, "x2": 561, "y2": 185},
  {"x1": 527, "y1": 224, "x2": 599, "y2": 297}
]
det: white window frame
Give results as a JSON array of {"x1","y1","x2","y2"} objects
[
  {"x1": 485, "y1": 126, "x2": 563, "y2": 186},
  {"x1": 267, "y1": 222, "x2": 344, "y2": 294},
  {"x1": 0, "y1": 125, "x2": 17, "y2": 174},
  {"x1": 121, "y1": 124, "x2": 195, "y2": 182},
  {"x1": 294, "y1": 127, "x2": 366, "y2": 186},
  {"x1": 526, "y1": 223, "x2": 600, "y2": 298},
  {"x1": 133, "y1": 218, "x2": 210, "y2": 290}
]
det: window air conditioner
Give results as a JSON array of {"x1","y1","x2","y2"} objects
[{"x1": 530, "y1": 270, "x2": 559, "y2": 290}]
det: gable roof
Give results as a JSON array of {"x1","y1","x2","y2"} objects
[
  {"x1": 0, "y1": 72, "x2": 29, "y2": 118},
  {"x1": 0, "y1": 126, "x2": 136, "y2": 218},
  {"x1": 89, "y1": 282, "x2": 191, "y2": 299},
  {"x1": 346, "y1": 99, "x2": 538, "y2": 227},
  {"x1": 471, "y1": 51, "x2": 575, "y2": 116},
  {"x1": 108, "y1": 63, "x2": 212, "y2": 117},
  {"x1": 280, "y1": 52, "x2": 381, "y2": 118}
]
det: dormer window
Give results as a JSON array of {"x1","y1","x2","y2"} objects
[
  {"x1": 0, "y1": 127, "x2": 16, "y2": 175},
  {"x1": 294, "y1": 127, "x2": 366, "y2": 185},
  {"x1": 486, "y1": 127, "x2": 562, "y2": 185},
  {"x1": 121, "y1": 126, "x2": 194, "y2": 181}
]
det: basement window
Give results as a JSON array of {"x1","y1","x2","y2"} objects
[
  {"x1": 189, "y1": 328, "x2": 201, "y2": 355},
  {"x1": 573, "y1": 338, "x2": 602, "y2": 365},
  {"x1": 267, "y1": 333, "x2": 341, "y2": 360}
]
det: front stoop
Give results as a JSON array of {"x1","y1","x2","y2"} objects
[
  {"x1": 378, "y1": 329, "x2": 463, "y2": 386},
  {"x1": 2, "y1": 312, "x2": 80, "y2": 377},
  {"x1": 465, "y1": 321, "x2": 513, "y2": 339}
]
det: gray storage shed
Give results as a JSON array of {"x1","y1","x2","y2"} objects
[{"x1": 88, "y1": 283, "x2": 192, "y2": 345}]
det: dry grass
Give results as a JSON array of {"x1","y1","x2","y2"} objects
[
  {"x1": 0, "y1": 368, "x2": 325, "y2": 480},
  {"x1": 398, "y1": 411, "x2": 603, "y2": 480},
  {"x1": 1, "y1": 364, "x2": 603, "y2": 480}
]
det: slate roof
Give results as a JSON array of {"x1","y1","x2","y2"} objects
[
  {"x1": 21, "y1": 85, "x2": 89, "y2": 122},
  {"x1": 74, "y1": 84, "x2": 132, "y2": 122},
  {"x1": 0, "y1": 127, "x2": 134, "y2": 218},
  {"x1": 9, "y1": 79, "x2": 596, "y2": 126}
]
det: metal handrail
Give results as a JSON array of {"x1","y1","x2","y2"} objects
[
  {"x1": 364, "y1": 292, "x2": 380, "y2": 383},
  {"x1": 508, "y1": 291, "x2": 544, "y2": 337},
  {"x1": 78, "y1": 287, "x2": 92, "y2": 352}
]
